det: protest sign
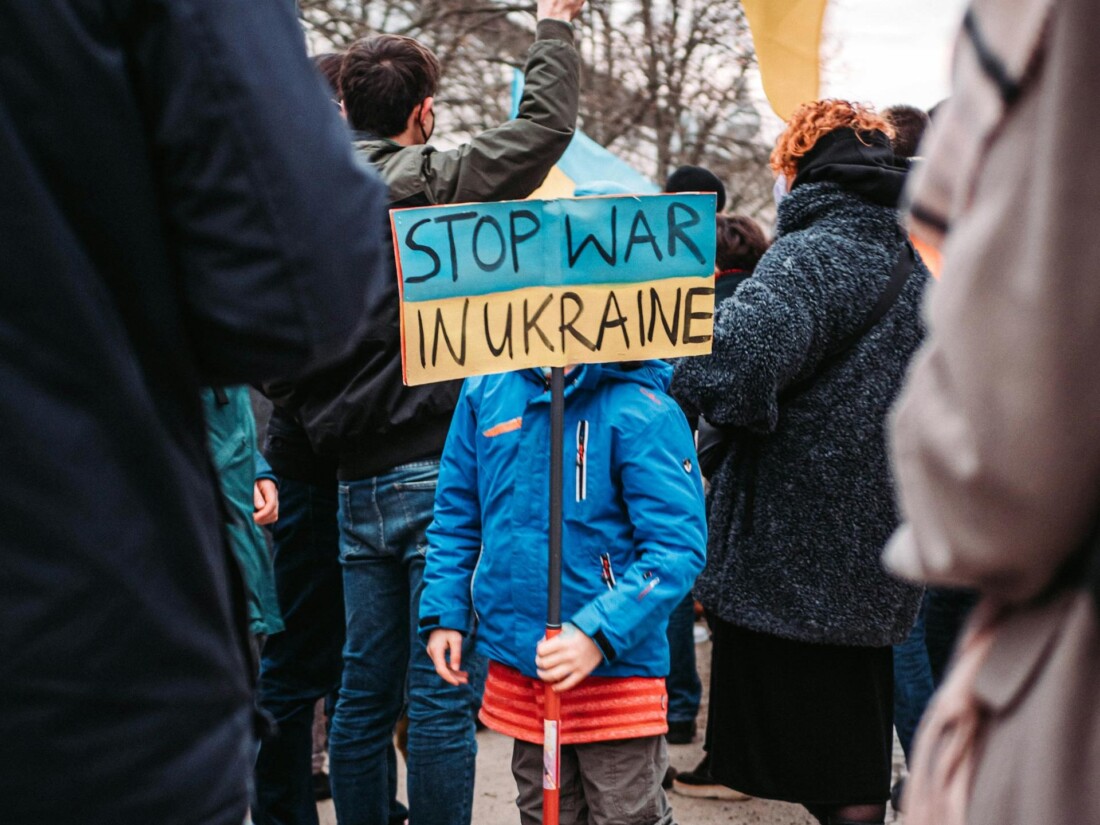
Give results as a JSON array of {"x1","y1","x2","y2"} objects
[{"x1": 393, "y1": 193, "x2": 716, "y2": 386}]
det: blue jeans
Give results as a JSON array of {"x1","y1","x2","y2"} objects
[
  {"x1": 330, "y1": 460, "x2": 485, "y2": 825},
  {"x1": 925, "y1": 587, "x2": 979, "y2": 685},
  {"x1": 892, "y1": 594, "x2": 934, "y2": 763},
  {"x1": 254, "y1": 476, "x2": 345, "y2": 825},
  {"x1": 665, "y1": 594, "x2": 701, "y2": 725}
]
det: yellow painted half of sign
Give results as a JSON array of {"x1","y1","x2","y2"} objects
[
  {"x1": 743, "y1": 0, "x2": 826, "y2": 120},
  {"x1": 400, "y1": 277, "x2": 714, "y2": 386}
]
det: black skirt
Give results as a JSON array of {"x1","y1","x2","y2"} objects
[{"x1": 705, "y1": 616, "x2": 894, "y2": 807}]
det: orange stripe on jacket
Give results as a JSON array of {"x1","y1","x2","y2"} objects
[
  {"x1": 482, "y1": 417, "x2": 522, "y2": 438},
  {"x1": 912, "y1": 235, "x2": 942, "y2": 280},
  {"x1": 479, "y1": 660, "x2": 668, "y2": 745}
]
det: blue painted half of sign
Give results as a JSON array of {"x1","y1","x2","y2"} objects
[{"x1": 393, "y1": 193, "x2": 717, "y2": 304}]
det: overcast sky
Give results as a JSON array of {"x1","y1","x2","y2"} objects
[{"x1": 820, "y1": 0, "x2": 970, "y2": 111}]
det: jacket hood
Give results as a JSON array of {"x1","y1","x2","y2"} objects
[
  {"x1": 525, "y1": 360, "x2": 673, "y2": 396},
  {"x1": 775, "y1": 180, "x2": 901, "y2": 240},
  {"x1": 351, "y1": 134, "x2": 434, "y2": 207},
  {"x1": 792, "y1": 127, "x2": 908, "y2": 208},
  {"x1": 588, "y1": 359, "x2": 673, "y2": 392}
]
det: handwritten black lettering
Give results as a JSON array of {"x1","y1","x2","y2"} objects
[
  {"x1": 484, "y1": 301, "x2": 514, "y2": 359},
  {"x1": 682, "y1": 287, "x2": 714, "y2": 344},
  {"x1": 624, "y1": 209, "x2": 663, "y2": 263},
  {"x1": 667, "y1": 202, "x2": 705, "y2": 264},
  {"x1": 559, "y1": 292, "x2": 597, "y2": 352},
  {"x1": 434, "y1": 211, "x2": 478, "y2": 281},
  {"x1": 431, "y1": 299, "x2": 469, "y2": 366},
  {"x1": 405, "y1": 219, "x2": 442, "y2": 283},
  {"x1": 595, "y1": 291, "x2": 630, "y2": 350},
  {"x1": 566, "y1": 207, "x2": 618, "y2": 268},
  {"x1": 510, "y1": 209, "x2": 541, "y2": 273},
  {"x1": 647, "y1": 287, "x2": 681, "y2": 344},
  {"x1": 417, "y1": 309, "x2": 427, "y2": 367},
  {"x1": 523, "y1": 294, "x2": 555, "y2": 355},
  {"x1": 472, "y1": 216, "x2": 507, "y2": 273}
]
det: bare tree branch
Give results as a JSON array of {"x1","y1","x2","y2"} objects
[{"x1": 300, "y1": 0, "x2": 776, "y2": 221}]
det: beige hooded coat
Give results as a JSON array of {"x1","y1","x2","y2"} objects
[{"x1": 887, "y1": 0, "x2": 1100, "y2": 823}]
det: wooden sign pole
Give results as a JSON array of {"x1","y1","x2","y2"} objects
[{"x1": 543, "y1": 365, "x2": 565, "y2": 825}]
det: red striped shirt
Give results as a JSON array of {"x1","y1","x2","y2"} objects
[{"x1": 479, "y1": 660, "x2": 668, "y2": 745}]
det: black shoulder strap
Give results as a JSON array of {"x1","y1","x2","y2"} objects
[
  {"x1": 779, "y1": 240, "x2": 917, "y2": 403},
  {"x1": 835, "y1": 240, "x2": 916, "y2": 359}
]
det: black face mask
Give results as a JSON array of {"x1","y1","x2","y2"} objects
[{"x1": 418, "y1": 106, "x2": 435, "y2": 144}]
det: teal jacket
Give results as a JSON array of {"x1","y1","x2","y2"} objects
[
  {"x1": 203, "y1": 387, "x2": 284, "y2": 636},
  {"x1": 419, "y1": 361, "x2": 706, "y2": 679}
]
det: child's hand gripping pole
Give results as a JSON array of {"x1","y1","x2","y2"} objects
[{"x1": 538, "y1": 623, "x2": 607, "y2": 822}]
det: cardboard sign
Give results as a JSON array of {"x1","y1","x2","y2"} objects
[{"x1": 393, "y1": 193, "x2": 716, "y2": 386}]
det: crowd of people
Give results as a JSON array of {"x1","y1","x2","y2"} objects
[{"x1": 5, "y1": 1, "x2": 1100, "y2": 825}]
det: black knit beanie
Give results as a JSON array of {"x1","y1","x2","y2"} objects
[{"x1": 664, "y1": 165, "x2": 727, "y2": 212}]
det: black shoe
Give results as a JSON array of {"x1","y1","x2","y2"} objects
[
  {"x1": 665, "y1": 720, "x2": 696, "y2": 745},
  {"x1": 662, "y1": 764, "x2": 678, "y2": 790},
  {"x1": 312, "y1": 771, "x2": 332, "y2": 801},
  {"x1": 672, "y1": 756, "x2": 751, "y2": 801}
]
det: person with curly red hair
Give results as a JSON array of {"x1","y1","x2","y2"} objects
[
  {"x1": 671, "y1": 98, "x2": 928, "y2": 825},
  {"x1": 770, "y1": 99, "x2": 895, "y2": 181}
]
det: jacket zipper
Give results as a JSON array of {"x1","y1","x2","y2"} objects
[
  {"x1": 470, "y1": 553, "x2": 482, "y2": 625},
  {"x1": 599, "y1": 552, "x2": 617, "y2": 590},
  {"x1": 575, "y1": 420, "x2": 589, "y2": 502}
]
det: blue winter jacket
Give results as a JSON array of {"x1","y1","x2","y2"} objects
[{"x1": 419, "y1": 361, "x2": 707, "y2": 679}]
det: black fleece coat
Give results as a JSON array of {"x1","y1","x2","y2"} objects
[{"x1": 672, "y1": 178, "x2": 927, "y2": 647}]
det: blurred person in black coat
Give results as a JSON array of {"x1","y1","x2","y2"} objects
[{"x1": 0, "y1": 2, "x2": 389, "y2": 823}]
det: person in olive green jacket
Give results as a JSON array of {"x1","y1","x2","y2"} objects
[
  {"x1": 273, "y1": 2, "x2": 585, "y2": 467},
  {"x1": 262, "y1": 3, "x2": 586, "y2": 824},
  {"x1": 203, "y1": 386, "x2": 283, "y2": 640}
]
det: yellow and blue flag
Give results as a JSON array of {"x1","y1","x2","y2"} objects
[
  {"x1": 742, "y1": 0, "x2": 827, "y2": 119},
  {"x1": 510, "y1": 70, "x2": 659, "y2": 198}
]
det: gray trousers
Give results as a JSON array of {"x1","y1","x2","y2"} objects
[{"x1": 511, "y1": 735, "x2": 674, "y2": 825}]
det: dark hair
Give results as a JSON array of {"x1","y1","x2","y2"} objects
[
  {"x1": 340, "y1": 35, "x2": 440, "y2": 137},
  {"x1": 665, "y1": 165, "x2": 727, "y2": 212},
  {"x1": 883, "y1": 104, "x2": 931, "y2": 159},
  {"x1": 312, "y1": 53, "x2": 343, "y2": 101},
  {"x1": 715, "y1": 214, "x2": 769, "y2": 273}
]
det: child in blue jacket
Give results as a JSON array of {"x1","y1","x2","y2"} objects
[{"x1": 419, "y1": 360, "x2": 706, "y2": 825}]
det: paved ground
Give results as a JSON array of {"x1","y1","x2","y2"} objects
[{"x1": 318, "y1": 633, "x2": 905, "y2": 824}]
